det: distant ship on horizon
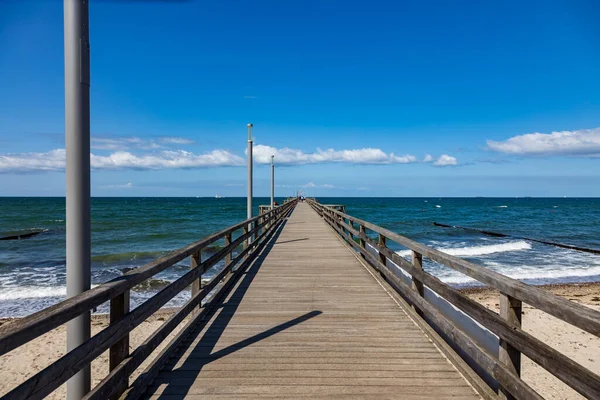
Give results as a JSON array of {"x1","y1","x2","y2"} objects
[{"x1": 215, "y1": 194, "x2": 224, "y2": 199}]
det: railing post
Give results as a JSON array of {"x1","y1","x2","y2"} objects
[
  {"x1": 225, "y1": 233, "x2": 232, "y2": 265},
  {"x1": 499, "y1": 293, "x2": 522, "y2": 400},
  {"x1": 411, "y1": 251, "x2": 424, "y2": 317},
  {"x1": 109, "y1": 290, "x2": 130, "y2": 397},
  {"x1": 243, "y1": 224, "x2": 249, "y2": 258},
  {"x1": 378, "y1": 234, "x2": 386, "y2": 268},
  {"x1": 359, "y1": 224, "x2": 366, "y2": 259},
  {"x1": 252, "y1": 220, "x2": 258, "y2": 247},
  {"x1": 224, "y1": 232, "x2": 232, "y2": 278},
  {"x1": 190, "y1": 251, "x2": 202, "y2": 310}
]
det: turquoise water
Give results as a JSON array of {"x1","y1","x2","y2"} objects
[{"x1": 1, "y1": 197, "x2": 599, "y2": 317}]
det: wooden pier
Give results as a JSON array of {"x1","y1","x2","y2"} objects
[
  {"x1": 146, "y1": 202, "x2": 480, "y2": 399},
  {"x1": 1, "y1": 199, "x2": 599, "y2": 400}
]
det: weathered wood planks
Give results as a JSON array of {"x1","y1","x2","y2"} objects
[{"x1": 144, "y1": 203, "x2": 481, "y2": 399}]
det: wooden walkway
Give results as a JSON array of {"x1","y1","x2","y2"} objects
[{"x1": 145, "y1": 203, "x2": 481, "y2": 399}]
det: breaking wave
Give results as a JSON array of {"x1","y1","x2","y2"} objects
[{"x1": 396, "y1": 240, "x2": 532, "y2": 258}]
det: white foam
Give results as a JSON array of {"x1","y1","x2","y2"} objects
[
  {"x1": 396, "y1": 240, "x2": 532, "y2": 258},
  {"x1": 496, "y1": 205, "x2": 508, "y2": 208},
  {"x1": 0, "y1": 286, "x2": 66, "y2": 300},
  {"x1": 0, "y1": 284, "x2": 99, "y2": 300},
  {"x1": 435, "y1": 205, "x2": 441, "y2": 208},
  {"x1": 438, "y1": 265, "x2": 600, "y2": 285}
]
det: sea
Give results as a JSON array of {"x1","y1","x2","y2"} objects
[{"x1": 1, "y1": 197, "x2": 599, "y2": 317}]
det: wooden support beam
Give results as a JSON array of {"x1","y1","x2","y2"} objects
[
  {"x1": 109, "y1": 290, "x2": 129, "y2": 398},
  {"x1": 190, "y1": 251, "x2": 202, "y2": 310},
  {"x1": 411, "y1": 250, "x2": 424, "y2": 317},
  {"x1": 359, "y1": 224, "x2": 366, "y2": 259},
  {"x1": 225, "y1": 233, "x2": 232, "y2": 266},
  {"x1": 499, "y1": 293, "x2": 522, "y2": 400},
  {"x1": 252, "y1": 220, "x2": 258, "y2": 246},
  {"x1": 243, "y1": 224, "x2": 249, "y2": 258},
  {"x1": 378, "y1": 234, "x2": 387, "y2": 267}
]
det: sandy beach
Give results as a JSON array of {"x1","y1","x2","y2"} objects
[
  {"x1": 0, "y1": 283, "x2": 598, "y2": 399},
  {"x1": 462, "y1": 282, "x2": 600, "y2": 400},
  {"x1": 0, "y1": 309, "x2": 183, "y2": 399}
]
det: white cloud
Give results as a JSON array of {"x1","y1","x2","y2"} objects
[
  {"x1": 253, "y1": 145, "x2": 418, "y2": 165},
  {"x1": 0, "y1": 143, "x2": 457, "y2": 173},
  {"x1": 0, "y1": 149, "x2": 66, "y2": 172},
  {"x1": 91, "y1": 150, "x2": 243, "y2": 170},
  {"x1": 91, "y1": 136, "x2": 194, "y2": 151},
  {"x1": 0, "y1": 149, "x2": 243, "y2": 173},
  {"x1": 91, "y1": 137, "x2": 160, "y2": 151},
  {"x1": 301, "y1": 182, "x2": 335, "y2": 189},
  {"x1": 487, "y1": 127, "x2": 600, "y2": 156},
  {"x1": 101, "y1": 182, "x2": 133, "y2": 189},
  {"x1": 300, "y1": 182, "x2": 336, "y2": 189},
  {"x1": 423, "y1": 154, "x2": 433, "y2": 162},
  {"x1": 159, "y1": 137, "x2": 194, "y2": 145},
  {"x1": 433, "y1": 154, "x2": 458, "y2": 166}
]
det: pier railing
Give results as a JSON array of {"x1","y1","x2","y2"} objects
[
  {"x1": 307, "y1": 199, "x2": 600, "y2": 400},
  {"x1": 0, "y1": 200, "x2": 296, "y2": 400}
]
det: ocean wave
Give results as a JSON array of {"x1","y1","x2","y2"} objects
[
  {"x1": 0, "y1": 285, "x2": 65, "y2": 300},
  {"x1": 0, "y1": 284, "x2": 105, "y2": 300},
  {"x1": 496, "y1": 205, "x2": 508, "y2": 208},
  {"x1": 438, "y1": 265, "x2": 600, "y2": 285},
  {"x1": 91, "y1": 251, "x2": 168, "y2": 263},
  {"x1": 396, "y1": 240, "x2": 532, "y2": 258}
]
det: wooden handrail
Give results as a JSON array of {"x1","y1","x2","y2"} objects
[
  {"x1": 84, "y1": 208, "x2": 290, "y2": 400},
  {"x1": 0, "y1": 202, "x2": 292, "y2": 357},
  {"x1": 308, "y1": 199, "x2": 600, "y2": 337},
  {"x1": 308, "y1": 199, "x2": 600, "y2": 399},
  {"x1": 0, "y1": 200, "x2": 296, "y2": 400}
]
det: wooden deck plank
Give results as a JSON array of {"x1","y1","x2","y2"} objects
[{"x1": 143, "y1": 203, "x2": 481, "y2": 399}]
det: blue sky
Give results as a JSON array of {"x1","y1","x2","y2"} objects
[{"x1": 1, "y1": 0, "x2": 600, "y2": 197}]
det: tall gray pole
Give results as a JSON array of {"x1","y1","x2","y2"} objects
[
  {"x1": 247, "y1": 123, "x2": 253, "y2": 221},
  {"x1": 64, "y1": 1, "x2": 91, "y2": 398},
  {"x1": 270, "y1": 155, "x2": 274, "y2": 209}
]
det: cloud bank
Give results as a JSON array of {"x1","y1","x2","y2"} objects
[
  {"x1": 0, "y1": 140, "x2": 457, "y2": 173},
  {"x1": 91, "y1": 136, "x2": 194, "y2": 151},
  {"x1": 487, "y1": 128, "x2": 600, "y2": 157},
  {"x1": 0, "y1": 149, "x2": 244, "y2": 173},
  {"x1": 302, "y1": 182, "x2": 335, "y2": 189},
  {"x1": 253, "y1": 145, "x2": 419, "y2": 165}
]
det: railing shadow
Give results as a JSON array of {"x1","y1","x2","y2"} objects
[
  {"x1": 275, "y1": 237, "x2": 309, "y2": 245},
  {"x1": 146, "y1": 216, "x2": 322, "y2": 398}
]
